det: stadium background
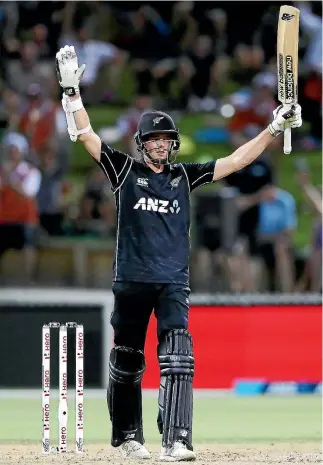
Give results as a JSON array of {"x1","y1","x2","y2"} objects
[{"x1": 0, "y1": 1, "x2": 321, "y2": 463}]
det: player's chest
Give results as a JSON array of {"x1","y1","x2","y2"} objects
[{"x1": 125, "y1": 170, "x2": 187, "y2": 201}]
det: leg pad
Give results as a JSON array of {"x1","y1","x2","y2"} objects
[
  {"x1": 157, "y1": 329, "x2": 194, "y2": 449},
  {"x1": 108, "y1": 346, "x2": 145, "y2": 446}
]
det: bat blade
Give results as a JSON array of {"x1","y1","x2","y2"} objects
[{"x1": 277, "y1": 5, "x2": 300, "y2": 154}]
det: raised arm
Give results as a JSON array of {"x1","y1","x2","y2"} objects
[
  {"x1": 213, "y1": 105, "x2": 302, "y2": 181},
  {"x1": 67, "y1": 94, "x2": 102, "y2": 161},
  {"x1": 56, "y1": 45, "x2": 102, "y2": 161},
  {"x1": 56, "y1": 45, "x2": 133, "y2": 192}
]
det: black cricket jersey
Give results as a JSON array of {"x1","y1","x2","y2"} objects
[{"x1": 97, "y1": 141, "x2": 215, "y2": 285}]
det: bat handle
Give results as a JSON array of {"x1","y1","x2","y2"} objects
[{"x1": 284, "y1": 127, "x2": 292, "y2": 154}]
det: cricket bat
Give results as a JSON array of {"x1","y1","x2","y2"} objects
[{"x1": 277, "y1": 5, "x2": 300, "y2": 154}]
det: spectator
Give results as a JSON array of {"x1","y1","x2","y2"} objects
[
  {"x1": 5, "y1": 41, "x2": 54, "y2": 97},
  {"x1": 37, "y1": 147, "x2": 65, "y2": 236},
  {"x1": 0, "y1": 132, "x2": 41, "y2": 283},
  {"x1": 60, "y1": 22, "x2": 127, "y2": 105},
  {"x1": 228, "y1": 71, "x2": 284, "y2": 161},
  {"x1": 225, "y1": 155, "x2": 275, "y2": 292},
  {"x1": 181, "y1": 35, "x2": 218, "y2": 111},
  {"x1": 84, "y1": 167, "x2": 111, "y2": 211},
  {"x1": 170, "y1": 2, "x2": 197, "y2": 109},
  {"x1": 14, "y1": 2, "x2": 66, "y2": 57},
  {"x1": 231, "y1": 43, "x2": 264, "y2": 87},
  {"x1": 19, "y1": 83, "x2": 56, "y2": 161},
  {"x1": 0, "y1": 86, "x2": 21, "y2": 134},
  {"x1": 31, "y1": 24, "x2": 51, "y2": 59},
  {"x1": 171, "y1": 2, "x2": 197, "y2": 54},
  {"x1": 130, "y1": 6, "x2": 179, "y2": 103},
  {"x1": 117, "y1": 94, "x2": 153, "y2": 156},
  {"x1": 295, "y1": 168, "x2": 322, "y2": 292},
  {"x1": 0, "y1": 2, "x2": 20, "y2": 67},
  {"x1": 49, "y1": 83, "x2": 72, "y2": 175},
  {"x1": 298, "y1": 2, "x2": 322, "y2": 146},
  {"x1": 252, "y1": 5, "x2": 280, "y2": 66},
  {"x1": 187, "y1": 6, "x2": 229, "y2": 99},
  {"x1": 257, "y1": 186, "x2": 297, "y2": 292},
  {"x1": 68, "y1": 167, "x2": 115, "y2": 237},
  {"x1": 228, "y1": 72, "x2": 277, "y2": 148},
  {"x1": 207, "y1": 9, "x2": 230, "y2": 93},
  {"x1": 299, "y1": 2, "x2": 322, "y2": 76},
  {"x1": 192, "y1": 188, "x2": 239, "y2": 292}
]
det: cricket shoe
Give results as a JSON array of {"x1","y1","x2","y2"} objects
[
  {"x1": 117, "y1": 440, "x2": 151, "y2": 460},
  {"x1": 160, "y1": 441, "x2": 196, "y2": 462}
]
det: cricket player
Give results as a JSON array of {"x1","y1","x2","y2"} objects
[{"x1": 56, "y1": 46, "x2": 302, "y2": 461}]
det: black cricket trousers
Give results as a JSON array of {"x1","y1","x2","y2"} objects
[{"x1": 111, "y1": 282, "x2": 190, "y2": 351}]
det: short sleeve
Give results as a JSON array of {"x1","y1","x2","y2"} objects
[
  {"x1": 98, "y1": 141, "x2": 133, "y2": 193},
  {"x1": 181, "y1": 161, "x2": 216, "y2": 192},
  {"x1": 283, "y1": 194, "x2": 297, "y2": 230},
  {"x1": 22, "y1": 168, "x2": 41, "y2": 197}
]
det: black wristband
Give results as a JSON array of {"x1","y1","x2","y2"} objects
[{"x1": 64, "y1": 87, "x2": 79, "y2": 97}]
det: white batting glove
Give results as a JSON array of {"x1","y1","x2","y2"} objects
[
  {"x1": 56, "y1": 45, "x2": 86, "y2": 96},
  {"x1": 268, "y1": 104, "x2": 302, "y2": 137}
]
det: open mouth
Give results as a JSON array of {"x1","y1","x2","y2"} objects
[{"x1": 151, "y1": 150, "x2": 167, "y2": 157}]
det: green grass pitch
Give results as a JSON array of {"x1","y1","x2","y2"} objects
[{"x1": 0, "y1": 395, "x2": 320, "y2": 445}]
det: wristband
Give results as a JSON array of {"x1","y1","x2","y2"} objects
[
  {"x1": 64, "y1": 86, "x2": 79, "y2": 97},
  {"x1": 67, "y1": 96, "x2": 84, "y2": 113}
]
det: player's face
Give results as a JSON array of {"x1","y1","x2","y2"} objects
[{"x1": 144, "y1": 133, "x2": 172, "y2": 161}]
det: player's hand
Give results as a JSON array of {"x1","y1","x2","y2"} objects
[
  {"x1": 56, "y1": 45, "x2": 86, "y2": 96},
  {"x1": 268, "y1": 104, "x2": 302, "y2": 137}
]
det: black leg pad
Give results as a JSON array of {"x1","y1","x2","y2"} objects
[
  {"x1": 107, "y1": 346, "x2": 145, "y2": 447},
  {"x1": 157, "y1": 329, "x2": 194, "y2": 449}
]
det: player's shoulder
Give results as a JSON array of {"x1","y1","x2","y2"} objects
[
  {"x1": 100, "y1": 141, "x2": 143, "y2": 168},
  {"x1": 169, "y1": 163, "x2": 189, "y2": 179},
  {"x1": 127, "y1": 157, "x2": 152, "y2": 179},
  {"x1": 100, "y1": 140, "x2": 128, "y2": 157},
  {"x1": 170, "y1": 163, "x2": 184, "y2": 172}
]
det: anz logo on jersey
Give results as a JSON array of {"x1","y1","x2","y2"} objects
[{"x1": 133, "y1": 197, "x2": 181, "y2": 214}]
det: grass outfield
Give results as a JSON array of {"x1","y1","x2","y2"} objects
[{"x1": 0, "y1": 396, "x2": 320, "y2": 445}]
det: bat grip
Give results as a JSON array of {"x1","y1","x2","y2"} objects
[{"x1": 284, "y1": 127, "x2": 292, "y2": 154}]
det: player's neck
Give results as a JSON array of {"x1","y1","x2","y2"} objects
[{"x1": 146, "y1": 162, "x2": 164, "y2": 173}]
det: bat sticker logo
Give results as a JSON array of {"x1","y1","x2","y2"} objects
[{"x1": 281, "y1": 13, "x2": 295, "y2": 21}]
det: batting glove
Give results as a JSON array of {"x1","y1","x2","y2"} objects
[
  {"x1": 56, "y1": 45, "x2": 86, "y2": 97},
  {"x1": 268, "y1": 103, "x2": 302, "y2": 137}
]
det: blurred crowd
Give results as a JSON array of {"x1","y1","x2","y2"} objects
[{"x1": 0, "y1": 1, "x2": 321, "y2": 291}]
